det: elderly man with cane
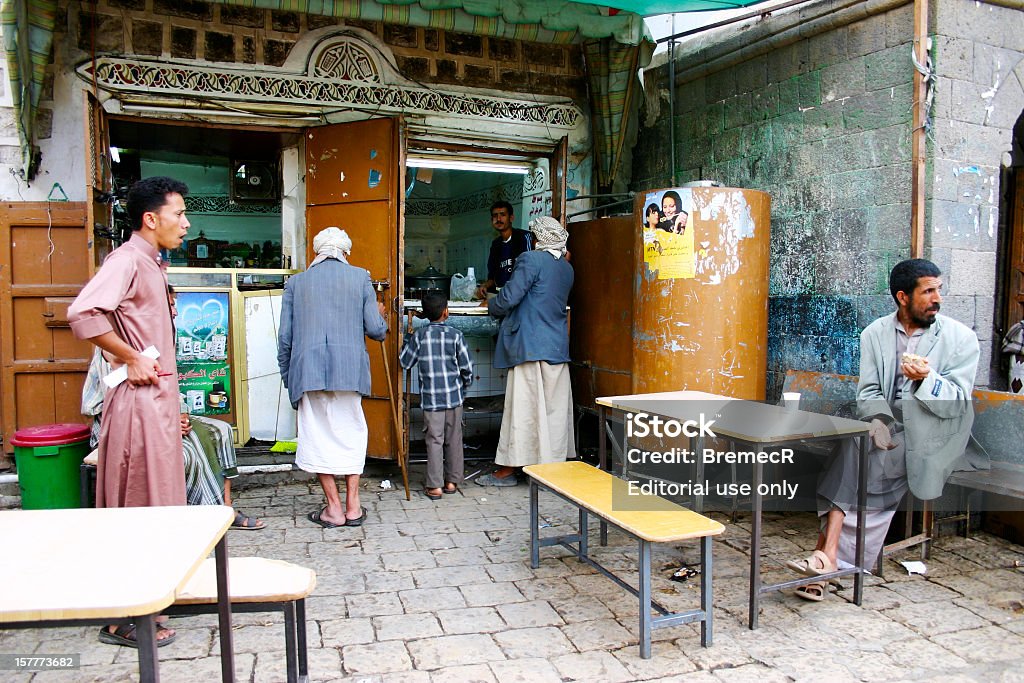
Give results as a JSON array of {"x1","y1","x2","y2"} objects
[{"x1": 278, "y1": 227, "x2": 388, "y2": 527}]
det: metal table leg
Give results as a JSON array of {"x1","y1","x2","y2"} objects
[
  {"x1": 579, "y1": 507, "x2": 589, "y2": 561},
  {"x1": 296, "y1": 598, "x2": 309, "y2": 682},
  {"x1": 135, "y1": 614, "x2": 160, "y2": 682},
  {"x1": 748, "y1": 459, "x2": 763, "y2": 630},
  {"x1": 283, "y1": 601, "x2": 298, "y2": 683},
  {"x1": 215, "y1": 536, "x2": 235, "y2": 683},
  {"x1": 639, "y1": 539, "x2": 652, "y2": 659},
  {"x1": 598, "y1": 405, "x2": 609, "y2": 546},
  {"x1": 701, "y1": 534, "x2": 713, "y2": 647},
  {"x1": 529, "y1": 480, "x2": 540, "y2": 569},
  {"x1": 854, "y1": 434, "x2": 868, "y2": 605}
]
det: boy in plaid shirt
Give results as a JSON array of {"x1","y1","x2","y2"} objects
[{"x1": 400, "y1": 291, "x2": 473, "y2": 499}]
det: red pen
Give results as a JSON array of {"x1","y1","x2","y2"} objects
[{"x1": 157, "y1": 372, "x2": 175, "y2": 377}]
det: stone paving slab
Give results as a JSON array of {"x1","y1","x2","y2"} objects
[{"x1": 7, "y1": 473, "x2": 1024, "y2": 681}]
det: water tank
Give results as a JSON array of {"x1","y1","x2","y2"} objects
[{"x1": 633, "y1": 186, "x2": 771, "y2": 400}]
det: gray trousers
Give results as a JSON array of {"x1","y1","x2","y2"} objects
[
  {"x1": 817, "y1": 423, "x2": 909, "y2": 568},
  {"x1": 423, "y1": 406, "x2": 464, "y2": 489}
]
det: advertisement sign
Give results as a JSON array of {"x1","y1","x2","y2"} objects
[{"x1": 174, "y1": 291, "x2": 231, "y2": 416}]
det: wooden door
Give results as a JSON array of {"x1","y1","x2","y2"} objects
[
  {"x1": 305, "y1": 118, "x2": 402, "y2": 461},
  {"x1": 1007, "y1": 170, "x2": 1024, "y2": 327},
  {"x1": 85, "y1": 92, "x2": 112, "y2": 269},
  {"x1": 0, "y1": 203, "x2": 93, "y2": 454}
]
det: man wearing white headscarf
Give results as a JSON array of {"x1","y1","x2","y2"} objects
[
  {"x1": 478, "y1": 216, "x2": 575, "y2": 486},
  {"x1": 278, "y1": 227, "x2": 388, "y2": 527}
]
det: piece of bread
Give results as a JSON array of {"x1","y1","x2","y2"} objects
[{"x1": 901, "y1": 352, "x2": 928, "y2": 365}]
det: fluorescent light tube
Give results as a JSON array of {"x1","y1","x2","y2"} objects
[{"x1": 406, "y1": 157, "x2": 530, "y2": 174}]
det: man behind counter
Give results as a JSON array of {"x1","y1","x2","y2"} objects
[{"x1": 475, "y1": 201, "x2": 532, "y2": 299}]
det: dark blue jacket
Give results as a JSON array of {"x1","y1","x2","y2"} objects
[{"x1": 488, "y1": 250, "x2": 573, "y2": 369}]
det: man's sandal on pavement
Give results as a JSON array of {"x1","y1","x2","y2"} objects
[
  {"x1": 98, "y1": 624, "x2": 177, "y2": 648},
  {"x1": 794, "y1": 580, "x2": 827, "y2": 602},
  {"x1": 786, "y1": 550, "x2": 835, "y2": 576}
]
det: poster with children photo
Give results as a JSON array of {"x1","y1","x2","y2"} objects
[{"x1": 641, "y1": 188, "x2": 695, "y2": 280}]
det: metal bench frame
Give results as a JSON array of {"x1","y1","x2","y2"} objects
[{"x1": 526, "y1": 475, "x2": 713, "y2": 659}]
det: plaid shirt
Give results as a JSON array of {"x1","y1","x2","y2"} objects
[{"x1": 399, "y1": 322, "x2": 473, "y2": 411}]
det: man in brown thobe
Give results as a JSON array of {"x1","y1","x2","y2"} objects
[
  {"x1": 69, "y1": 176, "x2": 190, "y2": 509},
  {"x1": 69, "y1": 177, "x2": 191, "y2": 647}
]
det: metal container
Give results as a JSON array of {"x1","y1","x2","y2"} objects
[
  {"x1": 405, "y1": 264, "x2": 450, "y2": 299},
  {"x1": 633, "y1": 186, "x2": 771, "y2": 400}
]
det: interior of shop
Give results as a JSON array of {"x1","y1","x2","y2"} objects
[
  {"x1": 403, "y1": 163, "x2": 531, "y2": 452},
  {"x1": 107, "y1": 119, "x2": 545, "y2": 455},
  {"x1": 108, "y1": 120, "x2": 298, "y2": 269}
]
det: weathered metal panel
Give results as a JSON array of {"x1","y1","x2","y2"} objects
[
  {"x1": 633, "y1": 187, "x2": 771, "y2": 400},
  {"x1": 566, "y1": 216, "x2": 634, "y2": 411}
]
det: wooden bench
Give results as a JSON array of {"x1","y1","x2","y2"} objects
[
  {"x1": 167, "y1": 557, "x2": 316, "y2": 683},
  {"x1": 782, "y1": 370, "x2": 1024, "y2": 549},
  {"x1": 523, "y1": 461, "x2": 725, "y2": 659},
  {"x1": 945, "y1": 389, "x2": 1024, "y2": 535}
]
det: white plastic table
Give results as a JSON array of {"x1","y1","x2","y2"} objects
[{"x1": 0, "y1": 505, "x2": 236, "y2": 682}]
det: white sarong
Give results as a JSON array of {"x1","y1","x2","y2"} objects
[
  {"x1": 296, "y1": 390, "x2": 367, "y2": 475},
  {"x1": 496, "y1": 361, "x2": 575, "y2": 467}
]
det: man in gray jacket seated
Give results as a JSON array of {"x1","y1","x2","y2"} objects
[{"x1": 786, "y1": 258, "x2": 988, "y2": 600}]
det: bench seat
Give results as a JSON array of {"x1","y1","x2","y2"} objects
[
  {"x1": 168, "y1": 557, "x2": 316, "y2": 683},
  {"x1": 947, "y1": 466, "x2": 1024, "y2": 500},
  {"x1": 524, "y1": 461, "x2": 724, "y2": 658}
]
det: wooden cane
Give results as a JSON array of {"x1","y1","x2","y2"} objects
[
  {"x1": 380, "y1": 340, "x2": 410, "y2": 500},
  {"x1": 375, "y1": 282, "x2": 410, "y2": 500}
]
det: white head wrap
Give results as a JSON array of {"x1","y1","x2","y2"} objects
[
  {"x1": 529, "y1": 216, "x2": 568, "y2": 259},
  {"x1": 310, "y1": 227, "x2": 351, "y2": 267}
]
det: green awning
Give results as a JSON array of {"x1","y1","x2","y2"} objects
[
  {"x1": 572, "y1": 0, "x2": 773, "y2": 16},
  {"x1": 2, "y1": 0, "x2": 762, "y2": 184}
]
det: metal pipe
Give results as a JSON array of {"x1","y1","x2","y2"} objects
[
  {"x1": 910, "y1": 0, "x2": 928, "y2": 258},
  {"x1": 567, "y1": 196, "x2": 635, "y2": 219},
  {"x1": 668, "y1": 14, "x2": 676, "y2": 186},
  {"x1": 655, "y1": 0, "x2": 817, "y2": 44},
  {"x1": 567, "y1": 192, "x2": 634, "y2": 201}
]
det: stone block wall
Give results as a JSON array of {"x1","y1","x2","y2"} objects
[
  {"x1": 632, "y1": 0, "x2": 1019, "y2": 396},
  {"x1": 929, "y1": 0, "x2": 1024, "y2": 386},
  {"x1": 68, "y1": 0, "x2": 585, "y2": 98}
]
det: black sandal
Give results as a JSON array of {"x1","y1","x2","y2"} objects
[{"x1": 98, "y1": 623, "x2": 177, "y2": 648}]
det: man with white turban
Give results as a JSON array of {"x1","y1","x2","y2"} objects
[
  {"x1": 478, "y1": 216, "x2": 575, "y2": 485},
  {"x1": 278, "y1": 227, "x2": 388, "y2": 527}
]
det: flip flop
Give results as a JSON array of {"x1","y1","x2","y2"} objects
[
  {"x1": 307, "y1": 508, "x2": 344, "y2": 529},
  {"x1": 424, "y1": 488, "x2": 443, "y2": 501},
  {"x1": 231, "y1": 511, "x2": 266, "y2": 531},
  {"x1": 795, "y1": 580, "x2": 827, "y2": 602},
  {"x1": 785, "y1": 550, "x2": 835, "y2": 577},
  {"x1": 344, "y1": 506, "x2": 367, "y2": 527},
  {"x1": 443, "y1": 484, "x2": 459, "y2": 494},
  {"x1": 98, "y1": 624, "x2": 177, "y2": 648}
]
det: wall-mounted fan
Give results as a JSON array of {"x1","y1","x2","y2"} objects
[{"x1": 231, "y1": 160, "x2": 279, "y2": 202}]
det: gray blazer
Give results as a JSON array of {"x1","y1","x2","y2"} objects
[
  {"x1": 488, "y1": 249, "x2": 573, "y2": 370},
  {"x1": 857, "y1": 312, "x2": 988, "y2": 500},
  {"x1": 278, "y1": 259, "x2": 388, "y2": 408}
]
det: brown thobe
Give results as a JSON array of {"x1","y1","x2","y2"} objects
[{"x1": 69, "y1": 234, "x2": 185, "y2": 507}]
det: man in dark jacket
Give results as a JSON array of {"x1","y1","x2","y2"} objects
[
  {"x1": 475, "y1": 200, "x2": 532, "y2": 298},
  {"x1": 477, "y1": 216, "x2": 574, "y2": 486}
]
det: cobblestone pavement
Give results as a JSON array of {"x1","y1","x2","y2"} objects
[{"x1": 5, "y1": 467, "x2": 1024, "y2": 682}]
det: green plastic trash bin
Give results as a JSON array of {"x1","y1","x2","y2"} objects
[{"x1": 10, "y1": 423, "x2": 91, "y2": 509}]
